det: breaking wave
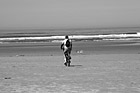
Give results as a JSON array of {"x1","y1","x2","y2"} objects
[{"x1": 0, "y1": 32, "x2": 140, "y2": 43}]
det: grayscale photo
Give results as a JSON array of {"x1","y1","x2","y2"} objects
[{"x1": 0, "y1": 0, "x2": 140, "y2": 93}]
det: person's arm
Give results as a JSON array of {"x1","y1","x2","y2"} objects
[
  {"x1": 61, "y1": 42, "x2": 64, "y2": 50},
  {"x1": 70, "y1": 40, "x2": 72, "y2": 50}
]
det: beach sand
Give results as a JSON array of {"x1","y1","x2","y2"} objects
[{"x1": 0, "y1": 41, "x2": 140, "y2": 93}]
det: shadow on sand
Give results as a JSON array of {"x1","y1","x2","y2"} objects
[{"x1": 69, "y1": 65, "x2": 82, "y2": 67}]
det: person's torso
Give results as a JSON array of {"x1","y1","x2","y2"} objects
[{"x1": 63, "y1": 39, "x2": 71, "y2": 48}]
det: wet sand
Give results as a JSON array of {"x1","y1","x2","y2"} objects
[
  {"x1": 0, "y1": 40, "x2": 140, "y2": 93},
  {"x1": 0, "y1": 40, "x2": 140, "y2": 56}
]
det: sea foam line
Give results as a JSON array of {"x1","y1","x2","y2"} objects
[{"x1": 0, "y1": 32, "x2": 140, "y2": 41}]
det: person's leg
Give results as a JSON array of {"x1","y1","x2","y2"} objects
[
  {"x1": 64, "y1": 54, "x2": 67, "y2": 66},
  {"x1": 64, "y1": 51, "x2": 69, "y2": 66},
  {"x1": 63, "y1": 48, "x2": 71, "y2": 67},
  {"x1": 67, "y1": 50, "x2": 71, "y2": 67},
  {"x1": 67, "y1": 59, "x2": 71, "y2": 67}
]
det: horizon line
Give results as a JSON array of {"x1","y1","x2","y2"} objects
[{"x1": 0, "y1": 26, "x2": 140, "y2": 31}]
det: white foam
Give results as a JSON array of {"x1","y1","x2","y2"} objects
[{"x1": 0, "y1": 33, "x2": 140, "y2": 41}]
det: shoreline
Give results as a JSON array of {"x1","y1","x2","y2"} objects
[{"x1": 0, "y1": 40, "x2": 140, "y2": 57}]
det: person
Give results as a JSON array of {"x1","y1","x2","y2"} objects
[{"x1": 61, "y1": 35, "x2": 72, "y2": 67}]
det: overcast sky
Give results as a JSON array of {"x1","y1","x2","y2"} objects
[{"x1": 0, "y1": 0, "x2": 140, "y2": 29}]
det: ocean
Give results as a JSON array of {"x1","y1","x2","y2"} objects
[
  {"x1": 0, "y1": 27, "x2": 140, "y2": 56},
  {"x1": 0, "y1": 27, "x2": 140, "y2": 43}
]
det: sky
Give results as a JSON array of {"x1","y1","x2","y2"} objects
[{"x1": 0, "y1": 0, "x2": 140, "y2": 29}]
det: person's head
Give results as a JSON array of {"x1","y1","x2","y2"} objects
[{"x1": 65, "y1": 35, "x2": 69, "y2": 39}]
